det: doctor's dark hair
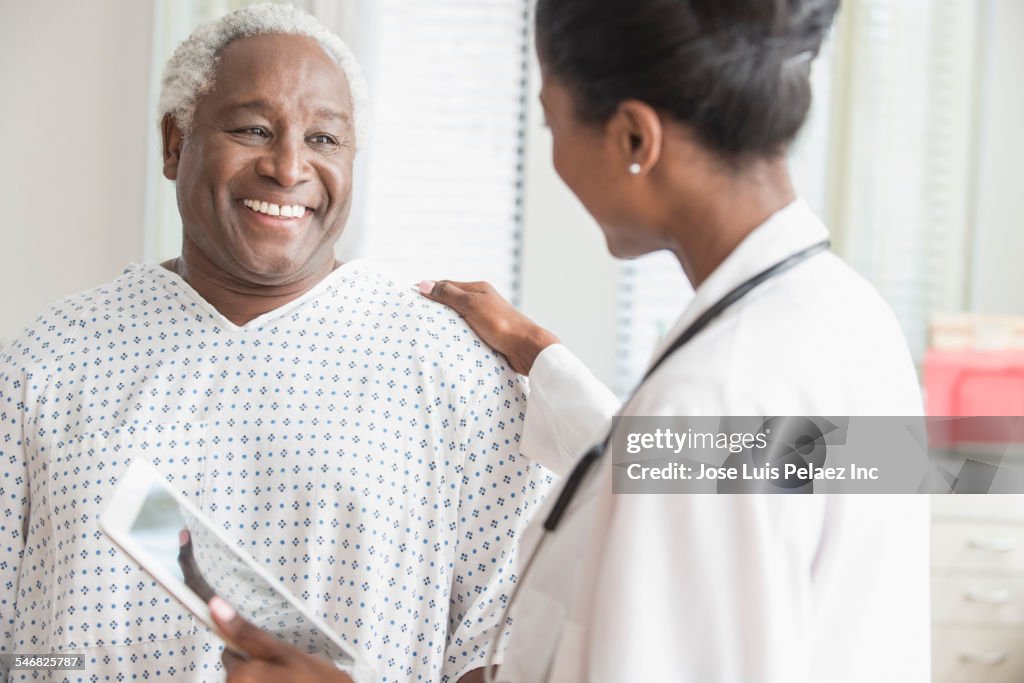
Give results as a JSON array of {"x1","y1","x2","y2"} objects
[{"x1": 535, "y1": 0, "x2": 840, "y2": 162}]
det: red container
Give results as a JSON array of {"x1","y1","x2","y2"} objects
[
  {"x1": 925, "y1": 349, "x2": 1024, "y2": 417},
  {"x1": 924, "y1": 349, "x2": 1024, "y2": 447}
]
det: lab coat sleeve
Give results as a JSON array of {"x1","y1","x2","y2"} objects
[{"x1": 520, "y1": 344, "x2": 620, "y2": 477}]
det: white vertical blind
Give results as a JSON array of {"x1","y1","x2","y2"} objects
[
  {"x1": 350, "y1": 0, "x2": 529, "y2": 300},
  {"x1": 614, "y1": 1, "x2": 982, "y2": 392},
  {"x1": 789, "y1": 27, "x2": 838, "y2": 222},
  {"x1": 834, "y1": 0, "x2": 979, "y2": 358},
  {"x1": 614, "y1": 253, "x2": 691, "y2": 395}
]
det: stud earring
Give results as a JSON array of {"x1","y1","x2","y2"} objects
[{"x1": 628, "y1": 163, "x2": 641, "y2": 175}]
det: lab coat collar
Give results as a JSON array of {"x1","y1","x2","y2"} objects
[{"x1": 645, "y1": 199, "x2": 829, "y2": 372}]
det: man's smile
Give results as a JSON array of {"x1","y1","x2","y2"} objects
[{"x1": 241, "y1": 198, "x2": 313, "y2": 219}]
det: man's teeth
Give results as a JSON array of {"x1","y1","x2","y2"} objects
[{"x1": 242, "y1": 199, "x2": 307, "y2": 218}]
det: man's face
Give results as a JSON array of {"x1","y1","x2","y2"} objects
[{"x1": 163, "y1": 33, "x2": 355, "y2": 285}]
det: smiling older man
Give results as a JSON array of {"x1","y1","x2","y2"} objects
[{"x1": 0, "y1": 5, "x2": 551, "y2": 683}]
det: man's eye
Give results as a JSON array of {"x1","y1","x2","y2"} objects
[
  {"x1": 234, "y1": 127, "x2": 269, "y2": 138},
  {"x1": 309, "y1": 134, "x2": 339, "y2": 146}
]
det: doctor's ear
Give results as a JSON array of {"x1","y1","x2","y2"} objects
[
  {"x1": 610, "y1": 100, "x2": 662, "y2": 176},
  {"x1": 161, "y1": 113, "x2": 184, "y2": 181}
]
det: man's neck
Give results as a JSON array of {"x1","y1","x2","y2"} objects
[{"x1": 161, "y1": 247, "x2": 339, "y2": 327}]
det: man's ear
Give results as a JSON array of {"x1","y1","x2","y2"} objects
[
  {"x1": 609, "y1": 100, "x2": 663, "y2": 176},
  {"x1": 161, "y1": 113, "x2": 184, "y2": 181}
]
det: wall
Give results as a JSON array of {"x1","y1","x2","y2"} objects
[{"x1": 0, "y1": 1, "x2": 154, "y2": 345}]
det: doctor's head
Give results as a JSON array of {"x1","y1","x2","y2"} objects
[
  {"x1": 158, "y1": 4, "x2": 369, "y2": 287},
  {"x1": 534, "y1": 0, "x2": 839, "y2": 262}
]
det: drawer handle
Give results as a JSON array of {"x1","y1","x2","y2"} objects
[
  {"x1": 964, "y1": 587, "x2": 1012, "y2": 605},
  {"x1": 967, "y1": 537, "x2": 1017, "y2": 553},
  {"x1": 960, "y1": 650, "x2": 1008, "y2": 666}
]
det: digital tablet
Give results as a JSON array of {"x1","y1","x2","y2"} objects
[{"x1": 99, "y1": 457, "x2": 367, "y2": 674}]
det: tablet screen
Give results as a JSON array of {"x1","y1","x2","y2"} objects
[{"x1": 128, "y1": 482, "x2": 353, "y2": 666}]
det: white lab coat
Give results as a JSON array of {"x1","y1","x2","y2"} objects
[{"x1": 504, "y1": 200, "x2": 930, "y2": 682}]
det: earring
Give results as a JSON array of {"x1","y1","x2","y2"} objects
[{"x1": 628, "y1": 163, "x2": 641, "y2": 175}]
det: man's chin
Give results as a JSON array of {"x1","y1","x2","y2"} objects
[{"x1": 233, "y1": 253, "x2": 325, "y2": 287}]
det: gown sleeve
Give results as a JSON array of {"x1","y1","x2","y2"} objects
[{"x1": 520, "y1": 344, "x2": 620, "y2": 477}]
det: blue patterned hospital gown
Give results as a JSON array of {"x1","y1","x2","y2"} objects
[{"x1": 0, "y1": 261, "x2": 553, "y2": 682}]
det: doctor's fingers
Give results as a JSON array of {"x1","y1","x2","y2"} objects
[
  {"x1": 444, "y1": 280, "x2": 499, "y2": 295},
  {"x1": 417, "y1": 279, "x2": 557, "y2": 375},
  {"x1": 418, "y1": 280, "x2": 517, "y2": 339},
  {"x1": 419, "y1": 280, "x2": 475, "y2": 311},
  {"x1": 418, "y1": 280, "x2": 512, "y2": 316}
]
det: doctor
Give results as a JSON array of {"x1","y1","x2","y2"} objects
[{"x1": 208, "y1": 0, "x2": 930, "y2": 681}]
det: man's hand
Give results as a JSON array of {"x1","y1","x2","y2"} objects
[
  {"x1": 417, "y1": 280, "x2": 559, "y2": 375},
  {"x1": 457, "y1": 667, "x2": 494, "y2": 683},
  {"x1": 209, "y1": 597, "x2": 353, "y2": 683},
  {"x1": 178, "y1": 529, "x2": 216, "y2": 602}
]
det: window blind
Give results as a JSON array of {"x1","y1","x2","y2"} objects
[
  {"x1": 346, "y1": 0, "x2": 529, "y2": 300},
  {"x1": 830, "y1": 0, "x2": 979, "y2": 358}
]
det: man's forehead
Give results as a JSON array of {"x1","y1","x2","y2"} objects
[
  {"x1": 216, "y1": 32, "x2": 346, "y2": 80},
  {"x1": 220, "y1": 97, "x2": 352, "y2": 123},
  {"x1": 202, "y1": 33, "x2": 352, "y2": 113}
]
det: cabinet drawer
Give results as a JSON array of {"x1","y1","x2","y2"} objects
[
  {"x1": 933, "y1": 522, "x2": 1024, "y2": 572},
  {"x1": 933, "y1": 496, "x2": 1024, "y2": 524},
  {"x1": 934, "y1": 577, "x2": 1024, "y2": 625},
  {"x1": 933, "y1": 627, "x2": 1024, "y2": 683}
]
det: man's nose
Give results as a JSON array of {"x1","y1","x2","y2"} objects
[{"x1": 255, "y1": 135, "x2": 311, "y2": 187}]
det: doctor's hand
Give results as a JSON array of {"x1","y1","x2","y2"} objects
[
  {"x1": 208, "y1": 597, "x2": 353, "y2": 683},
  {"x1": 417, "y1": 280, "x2": 559, "y2": 375}
]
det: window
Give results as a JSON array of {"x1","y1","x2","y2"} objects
[{"x1": 344, "y1": 0, "x2": 529, "y2": 299}]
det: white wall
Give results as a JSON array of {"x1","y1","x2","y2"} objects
[
  {"x1": 0, "y1": 1, "x2": 154, "y2": 345},
  {"x1": 969, "y1": 0, "x2": 1024, "y2": 314}
]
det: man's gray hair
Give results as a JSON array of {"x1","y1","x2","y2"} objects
[{"x1": 158, "y1": 3, "x2": 370, "y2": 147}]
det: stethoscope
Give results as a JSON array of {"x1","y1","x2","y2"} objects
[{"x1": 483, "y1": 239, "x2": 830, "y2": 683}]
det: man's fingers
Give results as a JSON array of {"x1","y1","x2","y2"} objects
[
  {"x1": 418, "y1": 280, "x2": 475, "y2": 312},
  {"x1": 209, "y1": 596, "x2": 289, "y2": 662},
  {"x1": 222, "y1": 656, "x2": 278, "y2": 683},
  {"x1": 178, "y1": 529, "x2": 216, "y2": 602},
  {"x1": 221, "y1": 646, "x2": 247, "y2": 674}
]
